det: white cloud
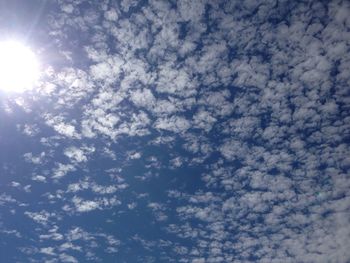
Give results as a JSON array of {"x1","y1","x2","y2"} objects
[
  {"x1": 129, "y1": 88, "x2": 156, "y2": 108},
  {"x1": 24, "y1": 210, "x2": 56, "y2": 226},
  {"x1": 60, "y1": 253, "x2": 78, "y2": 263},
  {"x1": 155, "y1": 116, "x2": 191, "y2": 133},
  {"x1": 53, "y1": 163, "x2": 76, "y2": 179},
  {"x1": 40, "y1": 247, "x2": 56, "y2": 256},
  {"x1": 73, "y1": 197, "x2": 99, "y2": 212},
  {"x1": 193, "y1": 110, "x2": 217, "y2": 132},
  {"x1": 23, "y1": 152, "x2": 45, "y2": 164},
  {"x1": 45, "y1": 115, "x2": 81, "y2": 139},
  {"x1": 64, "y1": 146, "x2": 95, "y2": 163},
  {"x1": 104, "y1": 8, "x2": 118, "y2": 21},
  {"x1": 71, "y1": 196, "x2": 121, "y2": 213}
]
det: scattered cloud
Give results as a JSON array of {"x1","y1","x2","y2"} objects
[{"x1": 1, "y1": 0, "x2": 349, "y2": 262}]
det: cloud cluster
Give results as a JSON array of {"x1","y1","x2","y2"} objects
[{"x1": 0, "y1": 0, "x2": 349, "y2": 262}]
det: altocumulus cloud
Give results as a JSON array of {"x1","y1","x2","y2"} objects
[{"x1": 0, "y1": 0, "x2": 349, "y2": 262}]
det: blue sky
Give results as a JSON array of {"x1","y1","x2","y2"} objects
[{"x1": 0, "y1": 0, "x2": 350, "y2": 262}]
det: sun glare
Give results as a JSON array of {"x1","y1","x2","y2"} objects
[{"x1": 0, "y1": 41, "x2": 40, "y2": 93}]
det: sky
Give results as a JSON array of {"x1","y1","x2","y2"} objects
[{"x1": 0, "y1": 0, "x2": 349, "y2": 262}]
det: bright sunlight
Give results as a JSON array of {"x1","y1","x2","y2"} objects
[{"x1": 0, "y1": 41, "x2": 40, "y2": 93}]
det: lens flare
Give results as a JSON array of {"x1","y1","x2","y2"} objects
[{"x1": 0, "y1": 41, "x2": 40, "y2": 93}]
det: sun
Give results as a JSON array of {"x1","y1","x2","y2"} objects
[{"x1": 0, "y1": 41, "x2": 40, "y2": 93}]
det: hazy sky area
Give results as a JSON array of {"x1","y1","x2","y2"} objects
[{"x1": 0, "y1": 0, "x2": 349, "y2": 262}]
